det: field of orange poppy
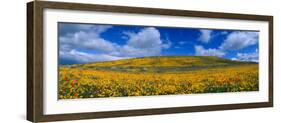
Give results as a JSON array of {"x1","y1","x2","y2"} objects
[{"x1": 58, "y1": 56, "x2": 258, "y2": 99}]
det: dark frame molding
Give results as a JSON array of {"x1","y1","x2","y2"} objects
[{"x1": 27, "y1": 1, "x2": 273, "y2": 122}]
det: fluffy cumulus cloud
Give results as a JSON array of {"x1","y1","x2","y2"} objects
[
  {"x1": 59, "y1": 25, "x2": 171, "y2": 64},
  {"x1": 198, "y1": 29, "x2": 213, "y2": 43},
  {"x1": 194, "y1": 31, "x2": 259, "y2": 59},
  {"x1": 121, "y1": 27, "x2": 171, "y2": 57},
  {"x1": 60, "y1": 50, "x2": 128, "y2": 63},
  {"x1": 60, "y1": 31, "x2": 118, "y2": 53},
  {"x1": 219, "y1": 31, "x2": 258, "y2": 50},
  {"x1": 194, "y1": 45, "x2": 225, "y2": 57},
  {"x1": 59, "y1": 23, "x2": 112, "y2": 36},
  {"x1": 231, "y1": 49, "x2": 259, "y2": 62}
]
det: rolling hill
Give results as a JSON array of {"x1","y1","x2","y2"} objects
[
  {"x1": 66, "y1": 56, "x2": 257, "y2": 73},
  {"x1": 59, "y1": 56, "x2": 259, "y2": 99}
]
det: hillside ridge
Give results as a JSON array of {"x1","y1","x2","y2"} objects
[{"x1": 64, "y1": 56, "x2": 257, "y2": 73}]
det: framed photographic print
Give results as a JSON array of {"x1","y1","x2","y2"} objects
[{"x1": 27, "y1": 1, "x2": 273, "y2": 122}]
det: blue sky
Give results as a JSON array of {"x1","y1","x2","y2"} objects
[{"x1": 59, "y1": 22, "x2": 259, "y2": 64}]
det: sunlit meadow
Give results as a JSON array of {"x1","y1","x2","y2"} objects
[{"x1": 58, "y1": 23, "x2": 259, "y2": 99}]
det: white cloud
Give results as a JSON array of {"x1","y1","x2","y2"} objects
[
  {"x1": 198, "y1": 29, "x2": 213, "y2": 43},
  {"x1": 231, "y1": 49, "x2": 259, "y2": 62},
  {"x1": 126, "y1": 27, "x2": 162, "y2": 49},
  {"x1": 59, "y1": 26, "x2": 171, "y2": 63},
  {"x1": 125, "y1": 27, "x2": 170, "y2": 49},
  {"x1": 194, "y1": 45, "x2": 225, "y2": 57},
  {"x1": 72, "y1": 25, "x2": 111, "y2": 33},
  {"x1": 162, "y1": 40, "x2": 172, "y2": 49},
  {"x1": 59, "y1": 23, "x2": 112, "y2": 35},
  {"x1": 219, "y1": 31, "x2": 258, "y2": 50},
  {"x1": 194, "y1": 31, "x2": 259, "y2": 59},
  {"x1": 60, "y1": 31, "x2": 118, "y2": 53},
  {"x1": 83, "y1": 25, "x2": 112, "y2": 33},
  {"x1": 120, "y1": 27, "x2": 171, "y2": 57},
  {"x1": 60, "y1": 50, "x2": 128, "y2": 63},
  {"x1": 59, "y1": 25, "x2": 123, "y2": 63}
]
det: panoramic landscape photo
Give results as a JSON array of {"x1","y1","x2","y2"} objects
[{"x1": 58, "y1": 22, "x2": 259, "y2": 99}]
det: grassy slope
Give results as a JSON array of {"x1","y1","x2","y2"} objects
[
  {"x1": 67, "y1": 56, "x2": 257, "y2": 73},
  {"x1": 59, "y1": 56, "x2": 259, "y2": 99}
]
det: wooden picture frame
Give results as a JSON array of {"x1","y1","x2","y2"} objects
[{"x1": 27, "y1": 1, "x2": 273, "y2": 122}]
